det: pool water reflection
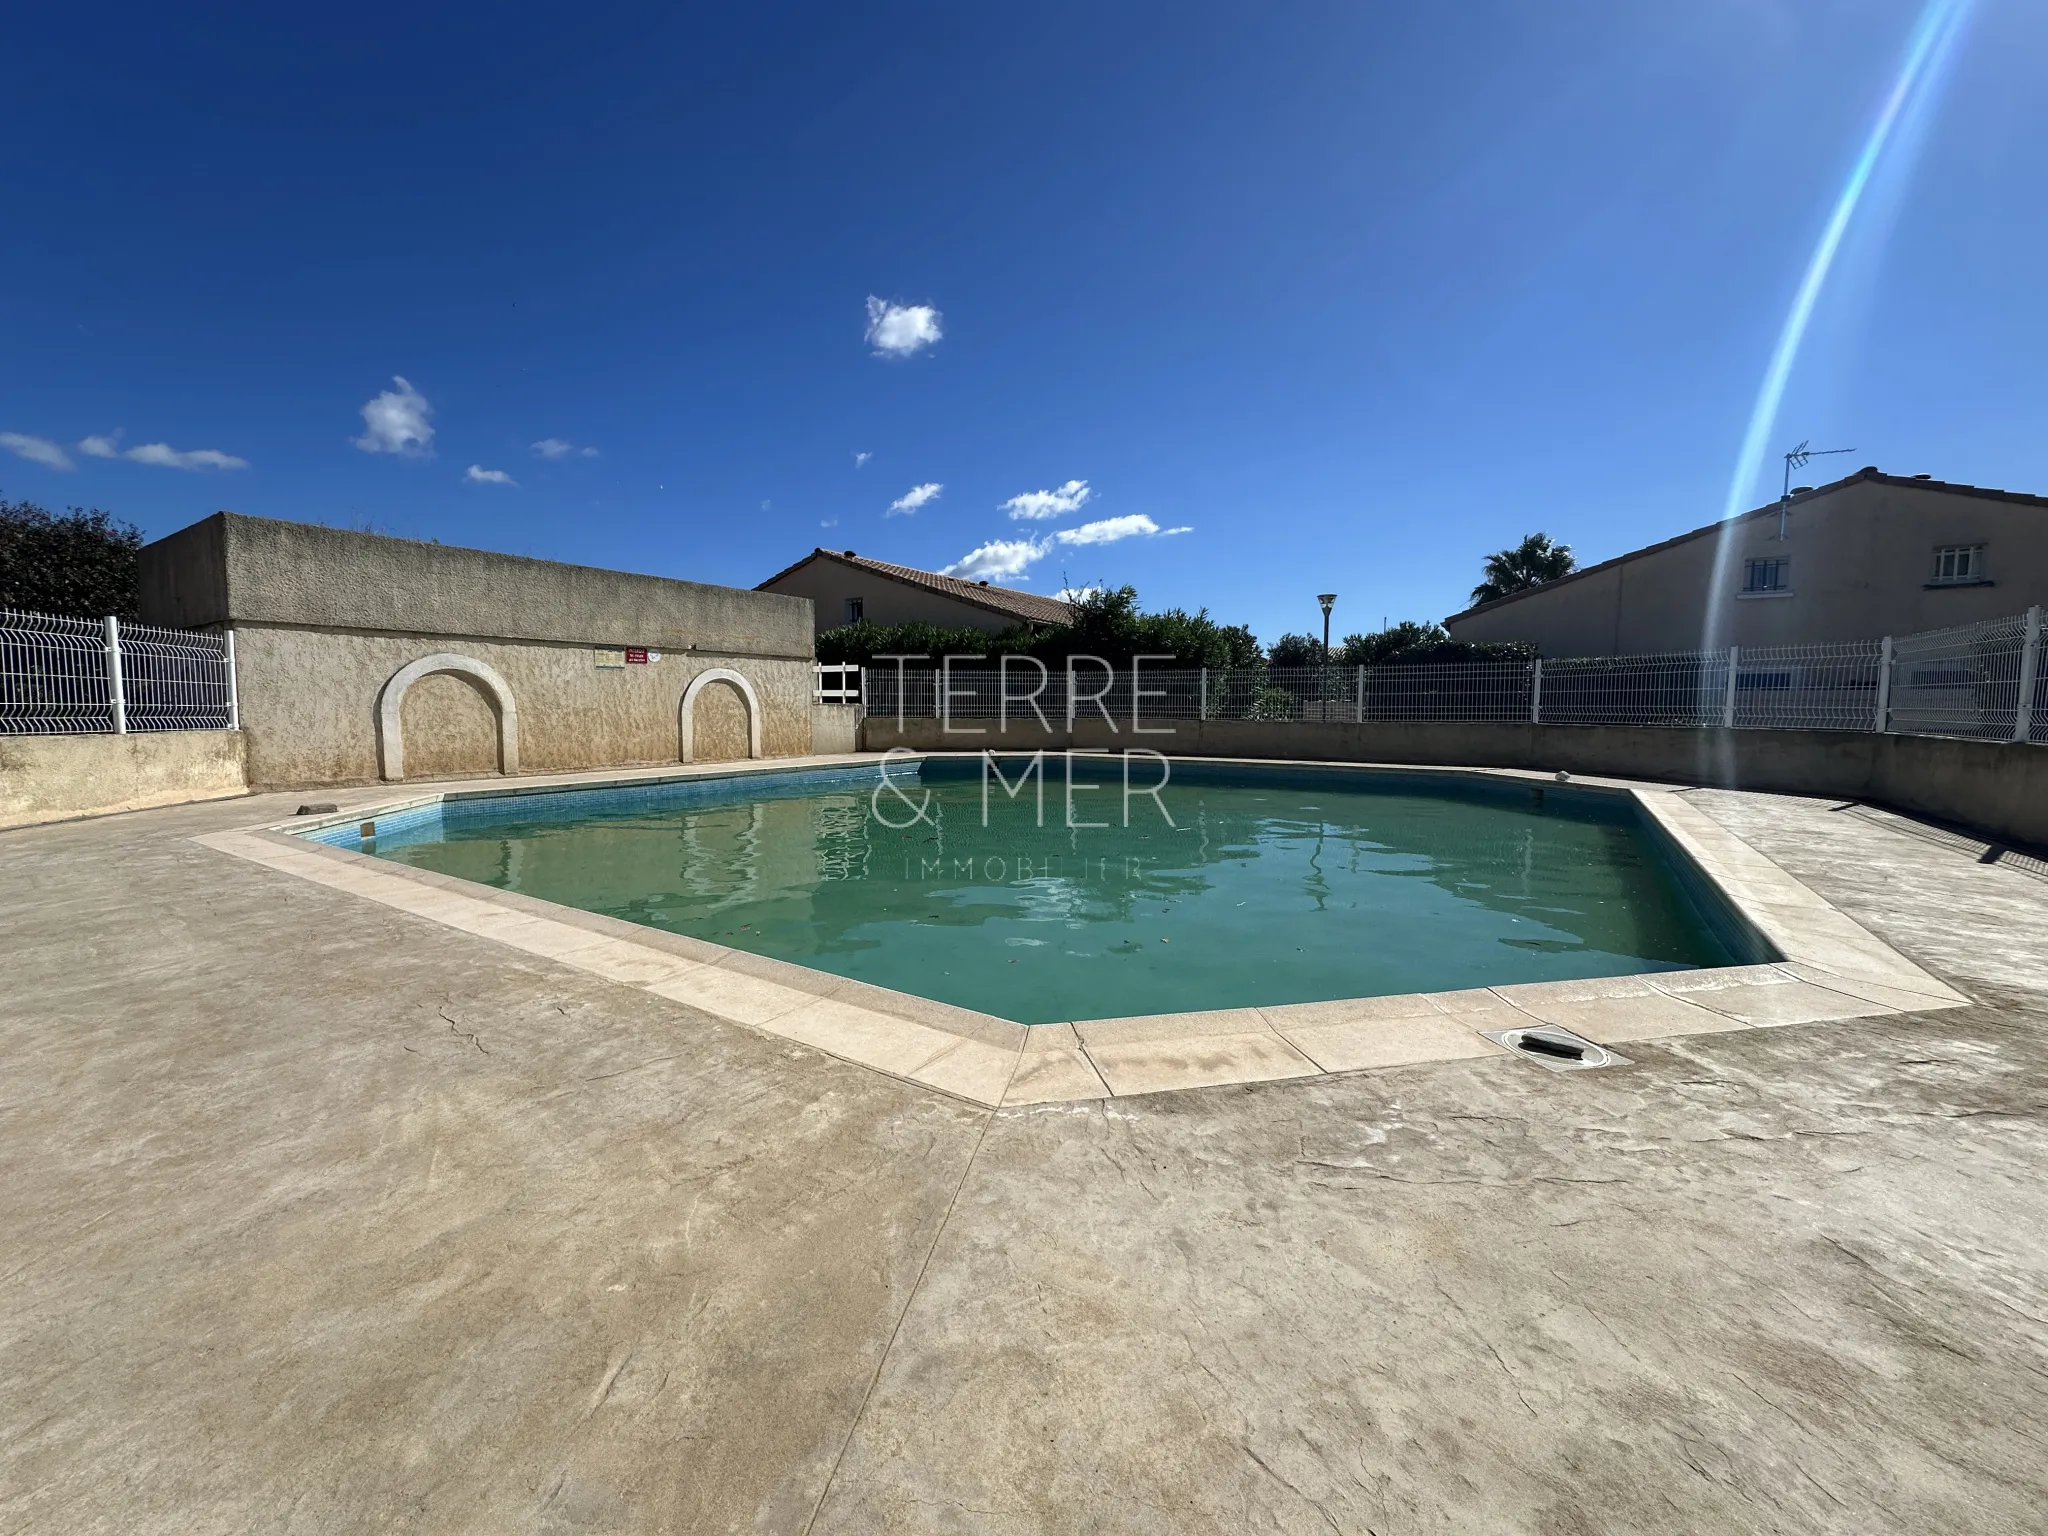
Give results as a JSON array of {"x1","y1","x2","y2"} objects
[{"x1": 366, "y1": 761, "x2": 1756, "y2": 1024}]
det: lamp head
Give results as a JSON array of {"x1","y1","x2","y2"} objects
[{"x1": 1317, "y1": 592, "x2": 1337, "y2": 615}]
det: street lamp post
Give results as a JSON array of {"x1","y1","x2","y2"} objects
[{"x1": 1317, "y1": 593, "x2": 1337, "y2": 715}]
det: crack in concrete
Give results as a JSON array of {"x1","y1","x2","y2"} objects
[{"x1": 800, "y1": 1105, "x2": 996, "y2": 1535}]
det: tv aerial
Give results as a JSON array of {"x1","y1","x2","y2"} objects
[{"x1": 1778, "y1": 441, "x2": 1855, "y2": 538}]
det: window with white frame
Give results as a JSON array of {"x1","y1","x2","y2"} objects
[
  {"x1": 1741, "y1": 557, "x2": 1790, "y2": 594},
  {"x1": 1929, "y1": 544, "x2": 1985, "y2": 585},
  {"x1": 845, "y1": 596, "x2": 865, "y2": 623}
]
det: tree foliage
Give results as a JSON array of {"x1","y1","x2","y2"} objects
[
  {"x1": 1053, "y1": 586, "x2": 1262, "y2": 666},
  {"x1": 1470, "y1": 532, "x2": 1576, "y2": 606},
  {"x1": 816, "y1": 585, "x2": 1264, "y2": 668},
  {"x1": 1335, "y1": 621, "x2": 1448, "y2": 666},
  {"x1": 0, "y1": 497, "x2": 143, "y2": 619},
  {"x1": 1265, "y1": 633, "x2": 1323, "y2": 669},
  {"x1": 1325, "y1": 619, "x2": 1532, "y2": 668},
  {"x1": 815, "y1": 618, "x2": 1006, "y2": 666}
]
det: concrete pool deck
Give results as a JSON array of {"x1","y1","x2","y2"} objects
[{"x1": 4, "y1": 767, "x2": 2047, "y2": 1530}]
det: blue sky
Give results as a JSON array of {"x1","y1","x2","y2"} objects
[{"x1": 3, "y1": 1, "x2": 2043, "y2": 642}]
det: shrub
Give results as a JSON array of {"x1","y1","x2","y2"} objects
[{"x1": 0, "y1": 497, "x2": 142, "y2": 618}]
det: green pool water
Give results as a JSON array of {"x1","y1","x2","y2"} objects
[{"x1": 365, "y1": 760, "x2": 1755, "y2": 1024}]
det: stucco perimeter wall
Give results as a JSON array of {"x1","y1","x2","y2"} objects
[
  {"x1": 235, "y1": 627, "x2": 813, "y2": 786},
  {"x1": 0, "y1": 730, "x2": 247, "y2": 829},
  {"x1": 811, "y1": 704, "x2": 864, "y2": 756},
  {"x1": 1868, "y1": 734, "x2": 2048, "y2": 855},
  {"x1": 861, "y1": 715, "x2": 2048, "y2": 852},
  {"x1": 142, "y1": 513, "x2": 815, "y2": 657}
]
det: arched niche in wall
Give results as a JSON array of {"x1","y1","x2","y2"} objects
[
  {"x1": 679, "y1": 667, "x2": 763, "y2": 764},
  {"x1": 376, "y1": 653, "x2": 520, "y2": 781}
]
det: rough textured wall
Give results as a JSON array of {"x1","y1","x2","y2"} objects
[
  {"x1": 811, "y1": 704, "x2": 863, "y2": 754},
  {"x1": 0, "y1": 730, "x2": 246, "y2": 828},
  {"x1": 140, "y1": 512, "x2": 815, "y2": 659},
  {"x1": 234, "y1": 627, "x2": 813, "y2": 786},
  {"x1": 689, "y1": 679, "x2": 752, "y2": 762},
  {"x1": 399, "y1": 672, "x2": 502, "y2": 778}
]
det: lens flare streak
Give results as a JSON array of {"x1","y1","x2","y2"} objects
[{"x1": 1719, "y1": 0, "x2": 1975, "y2": 532}]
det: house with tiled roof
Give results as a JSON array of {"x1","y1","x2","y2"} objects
[
  {"x1": 757, "y1": 548, "x2": 1075, "y2": 636},
  {"x1": 1444, "y1": 468, "x2": 2048, "y2": 655}
]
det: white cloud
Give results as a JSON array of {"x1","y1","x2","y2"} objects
[
  {"x1": 1001, "y1": 479, "x2": 1093, "y2": 521},
  {"x1": 1052, "y1": 586, "x2": 1101, "y2": 603},
  {"x1": 886, "y1": 481, "x2": 942, "y2": 516},
  {"x1": 941, "y1": 538, "x2": 1047, "y2": 582},
  {"x1": 73, "y1": 430, "x2": 246, "y2": 470},
  {"x1": 1053, "y1": 513, "x2": 1171, "y2": 546},
  {"x1": 353, "y1": 376, "x2": 434, "y2": 457},
  {"x1": 1, "y1": 433, "x2": 74, "y2": 470},
  {"x1": 464, "y1": 465, "x2": 517, "y2": 486},
  {"x1": 853, "y1": 451, "x2": 871, "y2": 468},
  {"x1": 865, "y1": 296, "x2": 943, "y2": 357},
  {"x1": 123, "y1": 442, "x2": 249, "y2": 471},
  {"x1": 531, "y1": 438, "x2": 599, "y2": 460},
  {"x1": 820, "y1": 516, "x2": 839, "y2": 528}
]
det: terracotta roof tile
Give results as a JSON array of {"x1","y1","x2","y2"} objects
[{"x1": 757, "y1": 549, "x2": 1075, "y2": 627}]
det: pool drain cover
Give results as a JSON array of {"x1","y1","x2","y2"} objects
[{"x1": 1481, "y1": 1025, "x2": 1630, "y2": 1073}]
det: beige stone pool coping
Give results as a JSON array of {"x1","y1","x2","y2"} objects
[{"x1": 193, "y1": 753, "x2": 1970, "y2": 1110}]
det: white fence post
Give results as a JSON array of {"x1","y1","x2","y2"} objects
[
  {"x1": 1530, "y1": 657, "x2": 1543, "y2": 725},
  {"x1": 1874, "y1": 636, "x2": 1893, "y2": 734},
  {"x1": 103, "y1": 615, "x2": 128, "y2": 734},
  {"x1": 224, "y1": 628, "x2": 241, "y2": 730},
  {"x1": 1355, "y1": 665, "x2": 1366, "y2": 724},
  {"x1": 1722, "y1": 646, "x2": 1739, "y2": 729},
  {"x1": 2014, "y1": 606, "x2": 2043, "y2": 744},
  {"x1": 1199, "y1": 667, "x2": 1208, "y2": 721}
]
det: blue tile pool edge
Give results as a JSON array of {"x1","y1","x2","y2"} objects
[{"x1": 291, "y1": 761, "x2": 894, "y2": 849}]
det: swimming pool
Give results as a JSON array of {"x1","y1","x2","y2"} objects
[{"x1": 314, "y1": 756, "x2": 1772, "y2": 1025}]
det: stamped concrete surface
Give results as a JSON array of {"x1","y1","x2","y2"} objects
[
  {"x1": 0, "y1": 792, "x2": 987, "y2": 1533},
  {"x1": 3, "y1": 784, "x2": 2047, "y2": 1533}
]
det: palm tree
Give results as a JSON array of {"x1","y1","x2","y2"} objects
[{"x1": 1470, "y1": 533, "x2": 1576, "y2": 605}]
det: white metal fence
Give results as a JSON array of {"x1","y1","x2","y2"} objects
[
  {"x1": 11, "y1": 603, "x2": 2036, "y2": 745},
  {"x1": 853, "y1": 606, "x2": 2048, "y2": 746},
  {"x1": 814, "y1": 662, "x2": 861, "y2": 704},
  {"x1": 1, "y1": 610, "x2": 236, "y2": 735}
]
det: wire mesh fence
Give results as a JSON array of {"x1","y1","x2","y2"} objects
[
  {"x1": 1, "y1": 610, "x2": 234, "y2": 734},
  {"x1": 1538, "y1": 651, "x2": 1728, "y2": 728},
  {"x1": 1730, "y1": 641, "x2": 1886, "y2": 732},
  {"x1": 1886, "y1": 614, "x2": 2032, "y2": 743},
  {"x1": 860, "y1": 661, "x2": 1541, "y2": 726},
  {"x1": 5, "y1": 603, "x2": 2039, "y2": 745},
  {"x1": 119, "y1": 619, "x2": 235, "y2": 731},
  {"x1": 857, "y1": 608, "x2": 2046, "y2": 746},
  {"x1": 0, "y1": 611, "x2": 113, "y2": 734}
]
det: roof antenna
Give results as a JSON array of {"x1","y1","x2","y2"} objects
[{"x1": 1778, "y1": 441, "x2": 1856, "y2": 539}]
